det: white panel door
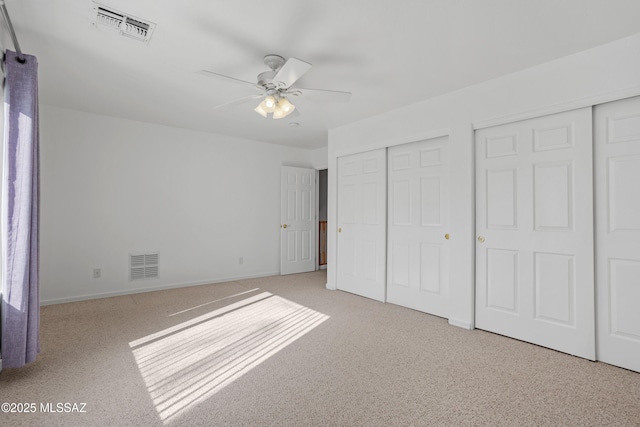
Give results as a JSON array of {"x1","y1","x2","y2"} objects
[
  {"x1": 337, "y1": 149, "x2": 386, "y2": 301},
  {"x1": 387, "y1": 136, "x2": 449, "y2": 317},
  {"x1": 280, "y1": 166, "x2": 316, "y2": 275},
  {"x1": 595, "y1": 96, "x2": 640, "y2": 373},
  {"x1": 475, "y1": 107, "x2": 595, "y2": 360}
]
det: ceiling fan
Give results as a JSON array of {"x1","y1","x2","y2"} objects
[{"x1": 201, "y1": 54, "x2": 351, "y2": 120}]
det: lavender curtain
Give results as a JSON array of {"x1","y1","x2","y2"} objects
[{"x1": 1, "y1": 50, "x2": 40, "y2": 368}]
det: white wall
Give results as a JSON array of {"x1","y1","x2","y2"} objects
[
  {"x1": 327, "y1": 33, "x2": 640, "y2": 329},
  {"x1": 40, "y1": 106, "x2": 313, "y2": 304},
  {"x1": 311, "y1": 146, "x2": 328, "y2": 170}
]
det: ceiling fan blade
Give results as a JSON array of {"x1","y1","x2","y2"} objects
[
  {"x1": 199, "y1": 70, "x2": 261, "y2": 89},
  {"x1": 213, "y1": 94, "x2": 263, "y2": 109},
  {"x1": 273, "y1": 58, "x2": 312, "y2": 89},
  {"x1": 294, "y1": 87, "x2": 352, "y2": 103}
]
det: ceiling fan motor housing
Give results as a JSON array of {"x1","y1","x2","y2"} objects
[
  {"x1": 258, "y1": 55, "x2": 286, "y2": 88},
  {"x1": 263, "y1": 54, "x2": 286, "y2": 71},
  {"x1": 257, "y1": 70, "x2": 277, "y2": 88}
]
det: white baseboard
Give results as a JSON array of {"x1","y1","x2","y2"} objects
[{"x1": 40, "y1": 271, "x2": 281, "y2": 306}]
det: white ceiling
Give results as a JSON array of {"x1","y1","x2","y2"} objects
[{"x1": 4, "y1": 0, "x2": 640, "y2": 149}]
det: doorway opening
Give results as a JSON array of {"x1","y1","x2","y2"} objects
[{"x1": 318, "y1": 169, "x2": 328, "y2": 269}]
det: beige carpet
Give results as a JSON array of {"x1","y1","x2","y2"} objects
[{"x1": 1, "y1": 271, "x2": 639, "y2": 426}]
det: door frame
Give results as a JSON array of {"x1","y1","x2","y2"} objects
[{"x1": 316, "y1": 168, "x2": 328, "y2": 271}]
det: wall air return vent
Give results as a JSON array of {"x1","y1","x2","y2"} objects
[
  {"x1": 91, "y1": 2, "x2": 156, "y2": 43},
  {"x1": 129, "y1": 252, "x2": 159, "y2": 281}
]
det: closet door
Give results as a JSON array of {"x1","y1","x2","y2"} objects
[
  {"x1": 475, "y1": 107, "x2": 595, "y2": 360},
  {"x1": 337, "y1": 149, "x2": 386, "y2": 301},
  {"x1": 387, "y1": 136, "x2": 449, "y2": 317},
  {"x1": 595, "y1": 96, "x2": 640, "y2": 373}
]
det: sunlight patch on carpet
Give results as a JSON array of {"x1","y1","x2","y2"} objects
[
  {"x1": 129, "y1": 292, "x2": 329, "y2": 424},
  {"x1": 167, "y1": 288, "x2": 261, "y2": 317}
]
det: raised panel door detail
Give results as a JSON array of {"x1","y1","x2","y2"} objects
[
  {"x1": 341, "y1": 238, "x2": 356, "y2": 277},
  {"x1": 363, "y1": 158, "x2": 379, "y2": 174},
  {"x1": 609, "y1": 259, "x2": 640, "y2": 342},
  {"x1": 280, "y1": 166, "x2": 316, "y2": 276},
  {"x1": 301, "y1": 230, "x2": 311, "y2": 261},
  {"x1": 486, "y1": 168, "x2": 517, "y2": 229},
  {"x1": 420, "y1": 243, "x2": 441, "y2": 294},
  {"x1": 359, "y1": 240, "x2": 378, "y2": 281},
  {"x1": 607, "y1": 114, "x2": 640, "y2": 144},
  {"x1": 420, "y1": 147, "x2": 442, "y2": 167},
  {"x1": 391, "y1": 241, "x2": 410, "y2": 288},
  {"x1": 486, "y1": 249, "x2": 519, "y2": 313},
  {"x1": 608, "y1": 156, "x2": 640, "y2": 232},
  {"x1": 340, "y1": 184, "x2": 356, "y2": 224},
  {"x1": 534, "y1": 161, "x2": 573, "y2": 231},
  {"x1": 301, "y1": 190, "x2": 311, "y2": 221},
  {"x1": 595, "y1": 96, "x2": 640, "y2": 372},
  {"x1": 391, "y1": 152, "x2": 411, "y2": 171},
  {"x1": 533, "y1": 124, "x2": 574, "y2": 152},
  {"x1": 362, "y1": 182, "x2": 379, "y2": 225},
  {"x1": 476, "y1": 106, "x2": 594, "y2": 361},
  {"x1": 286, "y1": 190, "x2": 297, "y2": 221},
  {"x1": 392, "y1": 179, "x2": 411, "y2": 226},
  {"x1": 286, "y1": 230, "x2": 296, "y2": 262},
  {"x1": 486, "y1": 134, "x2": 518, "y2": 158},
  {"x1": 534, "y1": 252, "x2": 574, "y2": 326},
  {"x1": 342, "y1": 160, "x2": 358, "y2": 176},
  {"x1": 337, "y1": 149, "x2": 387, "y2": 302},
  {"x1": 387, "y1": 136, "x2": 449, "y2": 317},
  {"x1": 420, "y1": 176, "x2": 441, "y2": 226}
]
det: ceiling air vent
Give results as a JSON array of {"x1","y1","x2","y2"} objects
[{"x1": 91, "y1": 2, "x2": 156, "y2": 43}]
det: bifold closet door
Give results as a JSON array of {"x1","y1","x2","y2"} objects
[
  {"x1": 475, "y1": 107, "x2": 595, "y2": 360},
  {"x1": 594, "y1": 96, "x2": 640, "y2": 373},
  {"x1": 337, "y1": 149, "x2": 386, "y2": 301},
  {"x1": 387, "y1": 137, "x2": 449, "y2": 317}
]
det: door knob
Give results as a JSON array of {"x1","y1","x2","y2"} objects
[
  {"x1": 445, "y1": 233, "x2": 450, "y2": 240},
  {"x1": 338, "y1": 227, "x2": 342, "y2": 233},
  {"x1": 477, "y1": 235, "x2": 485, "y2": 243},
  {"x1": 282, "y1": 224, "x2": 288, "y2": 229}
]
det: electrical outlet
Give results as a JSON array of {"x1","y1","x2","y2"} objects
[
  {"x1": 93, "y1": 268, "x2": 101, "y2": 279},
  {"x1": 239, "y1": 257, "x2": 244, "y2": 265}
]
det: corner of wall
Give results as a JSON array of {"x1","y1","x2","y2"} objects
[{"x1": 311, "y1": 146, "x2": 328, "y2": 170}]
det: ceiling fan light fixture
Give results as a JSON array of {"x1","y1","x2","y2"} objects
[
  {"x1": 263, "y1": 95, "x2": 277, "y2": 112},
  {"x1": 278, "y1": 97, "x2": 294, "y2": 113},
  {"x1": 273, "y1": 98, "x2": 296, "y2": 120},
  {"x1": 204, "y1": 54, "x2": 353, "y2": 120},
  {"x1": 272, "y1": 106, "x2": 285, "y2": 119},
  {"x1": 254, "y1": 103, "x2": 268, "y2": 117}
]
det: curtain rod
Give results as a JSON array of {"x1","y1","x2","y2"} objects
[{"x1": 0, "y1": 0, "x2": 25, "y2": 63}]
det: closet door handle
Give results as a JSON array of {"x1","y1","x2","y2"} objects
[{"x1": 477, "y1": 235, "x2": 485, "y2": 243}]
